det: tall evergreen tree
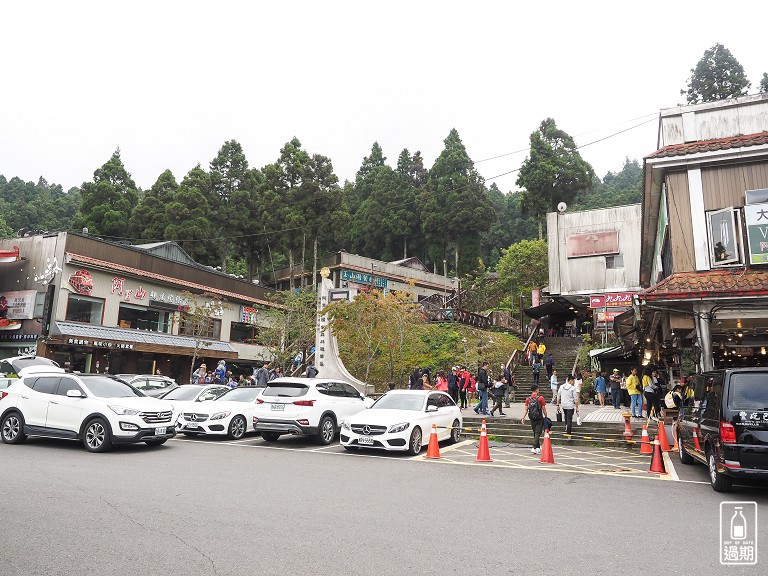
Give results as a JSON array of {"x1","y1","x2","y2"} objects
[
  {"x1": 516, "y1": 118, "x2": 595, "y2": 238},
  {"x1": 420, "y1": 129, "x2": 495, "y2": 275},
  {"x1": 682, "y1": 43, "x2": 751, "y2": 104},
  {"x1": 760, "y1": 73, "x2": 768, "y2": 94},
  {"x1": 164, "y1": 165, "x2": 217, "y2": 264},
  {"x1": 129, "y1": 169, "x2": 178, "y2": 242},
  {"x1": 209, "y1": 140, "x2": 249, "y2": 269},
  {"x1": 72, "y1": 149, "x2": 139, "y2": 238}
]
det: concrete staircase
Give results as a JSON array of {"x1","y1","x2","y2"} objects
[
  {"x1": 511, "y1": 337, "x2": 582, "y2": 402},
  {"x1": 460, "y1": 415, "x2": 649, "y2": 448}
]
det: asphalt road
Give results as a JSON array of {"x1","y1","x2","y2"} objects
[{"x1": 1, "y1": 435, "x2": 766, "y2": 576}]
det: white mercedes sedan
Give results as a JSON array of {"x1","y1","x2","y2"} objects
[
  {"x1": 340, "y1": 390, "x2": 462, "y2": 455},
  {"x1": 177, "y1": 386, "x2": 264, "y2": 440}
]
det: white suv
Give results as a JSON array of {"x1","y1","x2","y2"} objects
[
  {"x1": 0, "y1": 370, "x2": 178, "y2": 452},
  {"x1": 252, "y1": 378, "x2": 373, "y2": 445}
]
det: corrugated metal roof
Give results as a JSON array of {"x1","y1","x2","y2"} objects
[{"x1": 51, "y1": 322, "x2": 236, "y2": 352}]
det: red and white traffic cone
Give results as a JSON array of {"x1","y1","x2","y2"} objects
[
  {"x1": 639, "y1": 424, "x2": 652, "y2": 454},
  {"x1": 648, "y1": 437, "x2": 668, "y2": 475},
  {"x1": 476, "y1": 420, "x2": 492, "y2": 462},
  {"x1": 692, "y1": 428, "x2": 701, "y2": 451},
  {"x1": 657, "y1": 419, "x2": 672, "y2": 452},
  {"x1": 539, "y1": 430, "x2": 555, "y2": 464},
  {"x1": 425, "y1": 424, "x2": 441, "y2": 459}
]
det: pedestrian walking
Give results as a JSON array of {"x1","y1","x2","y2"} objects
[
  {"x1": 474, "y1": 361, "x2": 490, "y2": 416},
  {"x1": 544, "y1": 353, "x2": 554, "y2": 378},
  {"x1": 192, "y1": 363, "x2": 207, "y2": 384},
  {"x1": 458, "y1": 366, "x2": 469, "y2": 409},
  {"x1": 489, "y1": 379, "x2": 507, "y2": 417},
  {"x1": 306, "y1": 362, "x2": 318, "y2": 378},
  {"x1": 500, "y1": 363, "x2": 512, "y2": 407},
  {"x1": 549, "y1": 369, "x2": 559, "y2": 404},
  {"x1": 537, "y1": 341, "x2": 547, "y2": 361},
  {"x1": 626, "y1": 367, "x2": 642, "y2": 418},
  {"x1": 270, "y1": 365, "x2": 283, "y2": 381},
  {"x1": 594, "y1": 370, "x2": 607, "y2": 406},
  {"x1": 434, "y1": 371, "x2": 448, "y2": 392},
  {"x1": 521, "y1": 384, "x2": 548, "y2": 454},
  {"x1": 421, "y1": 372, "x2": 434, "y2": 391},
  {"x1": 642, "y1": 369, "x2": 660, "y2": 418},
  {"x1": 557, "y1": 374, "x2": 579, "y2": 436},
  {"x1": 609, "y1": 368, "x2": 621, "y2": 409},
  {"x1": 527, "y1": 340, "x2": 538, "y2": 365},
  {"x1": 532, "y1": 358, "x2": 542, "y2": 387},
  {"x1": 408, "y1": 367, "x2": 422, "y2": 390}
]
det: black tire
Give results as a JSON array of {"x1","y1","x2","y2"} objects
[
  {"x1": 678, "y1": 435, "x2": 694, "y2": 464},
  {"x1": 708, "y1": 449, "x2": 733, "y2": 492},
  {"x1": 407, "y1": 426, "x2": 423, "y2": 455},
  {"x1": 261, "y1": 431, "x2": 281, "y2": 442},
  {"x1": 317, "y1": 415, "x2": 335, "y2": 445},
  {"x1": 83, "y1": 418, "x2": 113, "y2": 453},
  {"x1": 449, "y1": 419, "x2": 461, "y2": 444},
  {"x1": 145, "y1": 439, "x2": 167, "y2": 447},
  {"x1": 1, "y1": 411, "x2": 27, "y2": 444},
  {"x1": 227, "y1": 416, "x2": 247, "y2": 440}
]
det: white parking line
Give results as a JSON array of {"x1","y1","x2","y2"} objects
[{"x1": 663, "y1": 452, "x2": 680, "y2": 481}]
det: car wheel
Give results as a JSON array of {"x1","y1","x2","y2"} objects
[
  {"x1": 449, "y1": 419, "x2": 461, "y2": 444},
  {"x1": 83, "y1": 418, "x2": 112, "y2": 453},
  {"x1": 708, "y1": 449, "x2": 733, "y2": 492},
  {"x1": 261, "y1": 432, "x2": 281, "y2": 442},
  {"x1": 317, "y1": 415, "x2": 335, "y2": 445},
  {"x1": 228, "y1": 416, "x2": 247, "y2": 440},
  {"x1": 1, "y1": 411, "x2": 27, "y2": 444},
  {"x1": 407, "y1": 426, "x2": 423, "y2": 455},
  {"x1": 145, "y1": 439, "x2": 167, "y2": 447},
  {"x1": 678, "y1": 435, "x2": 694, "y2": 464}
]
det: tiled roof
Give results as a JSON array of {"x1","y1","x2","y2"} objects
[
  {"x1": 642, "y1": 270, "x2": 768, "y2": 300},
  {"x1": 52, "y1": 321, "x2": 236, "y2": 352},
  {"x1": 66, "y1": 252, "x2": 279, "y2": 308},
  {"x1": 646, "y1": 132, "x2": 768, "y2": 159}
]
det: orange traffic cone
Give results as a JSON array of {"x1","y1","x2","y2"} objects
[
  {"x1": 647, "y1": 437, "x2": 668, "y2": 475},
  {"x1": 539, "y1": 430, "x2": 555, "y2": 464},
  {"x1": 425, "y1": 424, "x2": 441, "y2": 459},
  {"x1": 692, "y1": 428, "x2": 701, "y2": 451},
  {"x1": 476, "y1": 420, "x2": 492, "y2": 462},
  {"x1": 672, "y1": 426, "x2": 679, "y2": 452},
  {"x1": 639, "y1": 424, "x2": 652, "y2": 454},
  {"x1": 657, "y1": 419, "x2": 672, "y2": 452},
  {"x1": 622, "y1": 413, "x2": 634, "y2": 441}
]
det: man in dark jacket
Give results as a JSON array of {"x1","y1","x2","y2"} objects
[
  {"x1": 408, "y1": 367, "x2": 422, "y2": 390},
  {"x1": 501, "y1": 363, "x2": 513, "y2": 408},
  {"x1": 474, "y1": 361, "x2": 490, "y2": 416},
  {"x1": 544, "y1": 353, "x2": 555, "y2": 378},
  {"x1": 447, "y1": 366, "x2": 460, "y2": 404}
]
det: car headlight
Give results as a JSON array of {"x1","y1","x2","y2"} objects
[
  {"x1": 210, "y1": 411, "x2": 231, "y2": 420},
  {"x1": 388, "y1": 422, "x2": 410, "y2": 434},
  {"x1": 109, "y1": 405, "x2": 141, "y2": 416},
  {"x1": 341, "y1": 421, "x2": 351, "y2": 431}
]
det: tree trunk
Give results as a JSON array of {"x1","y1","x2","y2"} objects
[
  {"x1": 403, "y1": 237, "x2": 407, "y2": 259},
  {"x1": 454, "y1": 238, "x2": 460, "y2": 278},
  {"x1": 301, "y1": 232, "x2": 306, "y2": 289},
  {"x1": 313, "y1": 236, "x2": 318, "y2": 291},
  {"x1": 538, "y1": 219, "x2": 543, "y2": 240},
  {"x1": 289, "y1": 250, "x2": 295, "y2": 289}
]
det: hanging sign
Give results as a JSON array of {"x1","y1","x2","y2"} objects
[
  {"x1": 744, "y1": 202, "x2": 768, "y2": 265},
  {"x1": 0, "y1": 290, "x2": 36, "y2": 319}
]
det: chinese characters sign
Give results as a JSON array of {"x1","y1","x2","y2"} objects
[
  {"x1": 240, "y1": 306, "x2": 258, "y2": 325},
  {"x1": 744, "y1": 203, "x2": 768, "y2": 265},
  {"x1": 340, "y1": 269, "x2": 387, "y2": 288},
  {"x1": 0, "y1": 290, "x2": 36, "y2": 319},
  {"x1": 111, "y1": 277, "x2": 148, "y2": 302}
]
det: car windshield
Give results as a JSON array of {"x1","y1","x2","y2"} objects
[
  {"x1": 371, "y1": 394, "x2": 425, "y2": 411},
  {"x1": 217, "y1": 387, "x2": 263, "y2": 402},
  {"x1": 82, "y1": 377, "x2": 144, "y2": 398},
  {"x1": 141, "y1": 379, "x2": 173, "y2": 390},
  {"x1": 162, "y1": 386, "x2": 204, "y2": 401},
  {"x1": 262, "y1": 383, "x2": 308, "y2": 398},
  {"x1": 728, "y1": 373, "x2": 768, "y2": 410},
  {"x1": 5, "y1": 357, "x2": 58, "y2": 373}
]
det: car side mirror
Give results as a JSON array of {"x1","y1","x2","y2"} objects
[
  {"x1": 426, "y1": 405, "x2": 438, "y2": 413},
  {"x1": 66, "y1": 389, "x2": 84, "y2": 398}
]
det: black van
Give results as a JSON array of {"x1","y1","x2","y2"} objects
[{"x1": 677, "y1": 368, "x2": 768, "y2": 491}]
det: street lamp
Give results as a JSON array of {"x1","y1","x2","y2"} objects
[{"x1": 461, "y1": 337, "x2": 468, "y2": 366}]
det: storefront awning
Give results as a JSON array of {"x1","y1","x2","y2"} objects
[
  {"x1": 524, "y1": 300, "x2": 569, "y2": 319},
  {"x1": 613, "y1": 309, "x2": 638, "y2": 349},
  {"x1": 48, "y1": 322, "x2": 238, "y2": 359}
]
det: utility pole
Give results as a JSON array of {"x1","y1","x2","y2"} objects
[{"x1": 519, "y1": 292, "x2": 524, "y2": 339}]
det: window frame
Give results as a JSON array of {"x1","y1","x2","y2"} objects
[{"x1": 65, "y1": 293, "x2": 105, "y2": 325}]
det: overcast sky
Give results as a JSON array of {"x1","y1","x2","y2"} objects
[{"x1": 2, "y1": 1, "x2": 767, "y2": 196}]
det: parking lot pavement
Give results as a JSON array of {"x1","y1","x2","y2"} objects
[{"x1": 172, "y1": 433, "x2": 721, "y2": 485}]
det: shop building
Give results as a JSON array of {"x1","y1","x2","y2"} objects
[
  {"x1": 622, "y1": 93, "x2": 768, "y2": 376},
  {"x1": 0, "y1": 232, "x2": 278, "y2": 382}
]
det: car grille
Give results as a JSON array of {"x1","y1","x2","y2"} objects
[
  {"x1": 182, "y1": 413, "x2": 209, "y2": 422},
  {"x1": 351, "y1": 424, "x2": 387, "y2": 436},
  {"x1": 140, "y1": 411, "x2": 173, "y2": 424}
]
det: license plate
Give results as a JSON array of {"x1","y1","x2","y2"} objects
[
  {"x1": 155, "y1": 427, "x2": 166, "y2": 435},
  {"x1": 186, "y1": 422, "x2": 199, "y2": 429},
  {"x1": 358, "y1": 436, "x2": 374, "y2": 445},
  {"x1": 271, "y1": 403, "x2": 285, "y2": 411}
]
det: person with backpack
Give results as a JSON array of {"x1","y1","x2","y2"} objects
[
  {"x1": 305, "y1": 362, "x2": 318, "y2": 378},
  {"x1": 544, "y1": 353, "x2": 555, "y2": 378},
  {"x1": 521, "y1": 384, "x2": 548, "y2": 454},
  {"x1": 500, "y1": 363, "x2": 513, "y2": 408},
  {"x1": 458, "y1": 366, "x2": 470, "y2": 409},
  {"x1": 557, "y1": 374, "x2": 579, "y2": 436},
  {"x1": 254, "y1": 362, "x2": 270, "y2": 386},
  {"x1": 474, "y1": 361, "x2": 490, "y2": 416},
  {"x1": 489, "y1": 378, "x2": 507, "y2": 417}
]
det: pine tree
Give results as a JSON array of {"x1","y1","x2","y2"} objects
[{"x1": 682, "y1": 43, "x2": 751, "y2": 104}]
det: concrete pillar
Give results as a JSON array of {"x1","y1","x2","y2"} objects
[{"x1": 695, "y1": 304, "x2": 714, "y2": 372}]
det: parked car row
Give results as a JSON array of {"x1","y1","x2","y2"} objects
[{"x1": 0, "y1": 366, "x2": 465, "y2": 456}]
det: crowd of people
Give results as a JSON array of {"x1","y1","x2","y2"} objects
[{"x1": 190, "y1": 357, "x2": 318, "y2": 387}]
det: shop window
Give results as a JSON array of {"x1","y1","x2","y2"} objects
[
  {"x1": 117, "y1": 304, "x2": 172, "y2": 332},
  {"x1": 65, "y1": 294, "x2": 103, "y2": 325},
  {"x1": 706, "y1": 207, "x2": 743, "y2": 267},
  {"x1": 230, "y1": 321, "x2": 265, "y2": 345},
  {"x1": 605, "y1": 254, "x2": 624, "y2": 269},
  {"x1": 180, "y1": 315, "x2": 221, "y2": 340}
]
